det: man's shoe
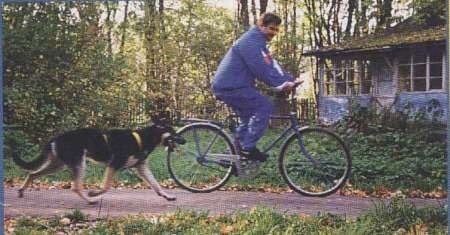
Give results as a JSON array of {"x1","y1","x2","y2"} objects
[{"x1": 240, "y1": 148, "x2": 268, "y2": 162}]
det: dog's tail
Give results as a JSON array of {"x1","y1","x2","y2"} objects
[{"x1": 12, "y1": 143, "x2": 50, "y2": 171}]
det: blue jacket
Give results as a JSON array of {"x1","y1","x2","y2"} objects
[{"x1": 212, "y1": 26, "x2": 294, "y2": 94}]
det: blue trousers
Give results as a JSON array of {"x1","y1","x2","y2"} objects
[{"x1": 215, "y1": 88, "x2": 273, "y2": 150}]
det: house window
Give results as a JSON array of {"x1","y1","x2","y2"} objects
[
  {"x1": 322, "y1": 59, "x2": 370, "y2": 96},
  {"x1": 398, "y1": 48, "x2": 443, "y2": 92},
  {"x1": 359, "y1": 61, "x2": 372, "y2": 94}
]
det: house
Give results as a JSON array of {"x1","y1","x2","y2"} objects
[{"x1": 303, "y1": 17, "x2": 447, "y2": 124}]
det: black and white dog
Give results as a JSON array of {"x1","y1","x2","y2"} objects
[{"x1": 13, "y1": 120, "x2": 185, "y2": 204}]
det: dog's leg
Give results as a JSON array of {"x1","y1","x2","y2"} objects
[
  {"x1": 88, "y1": 166, "x2": 116, "y2": 197},
  {"x1": 71, "y1": 155, "x2": 97, "y2": 205},
  {"x1": 18, "y1": 155, "x2": 64, "y2": 198},
  {"x1": 135, "y1": 161, "x2": 176, "y2": 201}
]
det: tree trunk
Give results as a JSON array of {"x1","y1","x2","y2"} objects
[
  {"x1": 345, "y1": 0, "x2": 357, "y2": 38},
  {"x1": 292, "y1": 0, "x2": 298, "y2": 75},
  {"x1": 251, "y1": 0, "x2": 257, "y2": 25},
  {"x1": 260, "y1": 0, "x2": 268, "y2": 14},
  {"x1": 120, "y1": 0, "x2": 129, "y2": 54},
  {"x1": 105, "y1": 1, "x2": 112, "y2": 56},
  {"x1": 144, "y1": 0, "x2": 158, "y2": 115},
  {"x1": 377, "y1": 0, "x2": 392, "y2": 31},
  {"x1": 360, "y1": 0, "x2": 369, "y2": 35},
  {"x1": 239, "y1": 0, "x2": 250, "y2": 29},
  {"x1": 333, "y1": 0, "x2": 342, "y2": 43}
]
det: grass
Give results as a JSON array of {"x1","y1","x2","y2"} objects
[{"x1": 7, "y1": 199, "x2": 447, "y2": 234}]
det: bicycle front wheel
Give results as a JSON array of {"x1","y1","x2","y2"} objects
[
  {"x1": 279, "y1": 127, "x2": 351, "y2": 197},
  {"x1": 167, "y1": 122, "x2": 236, "y2": 193}
]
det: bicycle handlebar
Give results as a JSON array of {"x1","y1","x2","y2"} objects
[{"x1": 290, "y1": 80, "x2": 303, "y2": 95}]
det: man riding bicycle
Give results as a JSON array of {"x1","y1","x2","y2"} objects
[{"x1": 211, "y1": 12, "x2": 302, "y2": 162}]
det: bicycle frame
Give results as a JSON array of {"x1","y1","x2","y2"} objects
[
  {"x1": 180, "y1": 85, "x2": 320, "y2": 167},
  {"x1": 180, "y1": 120, "x2": 239, "y2": 167},
  {"x1": 169, "y1": 82, "x2": 350, "y2": 195},
  {"x1": 260, "y1": 113, "x2": 298, "y2": 154}
]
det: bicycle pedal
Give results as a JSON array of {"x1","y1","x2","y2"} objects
[
  {"x1": 218, "y1": 159, "x2": 232, "y2": 168},
  {"x1": 235, "y1": 159, "x2": 261, "y2": 180}
]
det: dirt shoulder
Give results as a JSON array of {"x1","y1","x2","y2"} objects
[{"x1": 4, "y1": 187, "x2": 445, "y2": 219}]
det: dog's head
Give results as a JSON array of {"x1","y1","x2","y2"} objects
[{"x1": 152, "y1": 118, "x2": 186, "y2": 148}]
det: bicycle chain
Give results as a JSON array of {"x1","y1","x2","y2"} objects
[{"x1": 235, "y1": 157, "x2": 262, "y2": 180}]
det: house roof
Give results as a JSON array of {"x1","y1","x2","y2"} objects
[{"x1": 303, "y1": 17, "x2": 446, "y2": 57}]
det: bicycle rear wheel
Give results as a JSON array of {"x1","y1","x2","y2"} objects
[
  {"x1": 279, "y1": 127, "x2": 351, "y2": 197},
  {"x1": 167, "y1": 122, "x2": 236, "y2": 193}
]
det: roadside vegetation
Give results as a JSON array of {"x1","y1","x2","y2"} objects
[{"x1": 5, "y1": 199, "x2": 447, "y2": 234}]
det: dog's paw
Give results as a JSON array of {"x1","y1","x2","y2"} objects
[
  {"x1": 18, "y1": 189, "x2": 24, "y2": 198},
  {"x1": 165, "y1": 196, "x2": 177, "y2": 201},
  {"x1": 158, "y1": 192, "x2": 176, "y2": 201},
  {"x1": 165, "y1": 195, "x2": 176, "y2": 201},
  {"x1": 88, "y1": 190, "x2": 102, "y2": 197},
  {"x1": 87, "y1": 200, "x2": 99, "y2": 205}
]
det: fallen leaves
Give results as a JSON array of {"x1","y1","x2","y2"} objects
[
  {"x1": 3, "y1": 179, "x2": 446, "y2": 199},
  {"x1": 4, "y1": 218, "x2": 16, "y2": 234},
  {"x1": 59, "y1": 217, "x2": 71, "y2": 225},
  {"x1": 339, "y1": 183, "x2": 447, "y2": 199},
  {"x1": 220, "y1": 225, "x2": 235, "y2": 234}
]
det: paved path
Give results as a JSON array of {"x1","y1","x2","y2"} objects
[{"x1": 4, "y1": 187, "x2": 445, "y2": 219}]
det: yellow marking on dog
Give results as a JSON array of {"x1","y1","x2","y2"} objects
[{"x1": 132, "y1": 132, "x2": 143, "y2": 150}]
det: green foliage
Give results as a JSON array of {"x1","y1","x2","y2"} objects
[
  {"x1": 349, "y1": 129, "x2": 446, "y2": 192},
  {"x1": 411, "y1": 0, "x2": 446, "y2": 23},
  {"x1": 356, "y1": 198, "x2": 447, "y2": 234},
  {"x1": 4, "y1": 1, "x2": 235, "y2": 143},
  {"x1": 10, "y1": 202, "x2": 447, "y2": 234},
  {"x1": 4, "y1": 2, "x2": 141, "y2": 142},
  {"x1": 14, "y1": 217, "x2": 49, "y2": 235},
  {"x1": 335, "y1": 101, "x2": 446, "y2": 193},
  {"x1": 65, "y1": 209, "x2": 88, "y2": 223}
]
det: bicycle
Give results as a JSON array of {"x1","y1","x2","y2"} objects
[{"x1": 167, "y1": 83, "x2": 351, "y2": 197}]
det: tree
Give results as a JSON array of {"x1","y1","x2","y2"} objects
[
  {"x1": 411, "y1": 0, "x2": 446, "y2": 23},
  {"x1": 375, "y1": 0, "x2": 393, "y2": 32},
  {"x1": 239, "y1": 0, "x2": 250, "y2": 30},
  {"x1": 260, "y1": 0, "x2": 268, "y2": 14}
]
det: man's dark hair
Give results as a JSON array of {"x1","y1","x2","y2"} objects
[{"x1": 258, "y1": 13, "x2": 282, "y2": 27}]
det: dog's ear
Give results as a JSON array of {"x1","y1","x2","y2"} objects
[{"x1": 151, "y1": 114, "x2": 169, "y2": 126}]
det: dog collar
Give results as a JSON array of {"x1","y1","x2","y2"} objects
[{"x1": 132, "y1": 132, "x2": 143, "y2": 150}]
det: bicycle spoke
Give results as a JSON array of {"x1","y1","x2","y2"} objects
[
  {"x1": 200, "y1": 163, "x2": 230, "y2": 173},
  {"x1": 167, "y1": 123, "x2": 235, "y2": 193},
  {"x1": 202, "y1": 133, "x2": 220, "y2": 157},
  {"x1": 280, "y1": 127, "x2": 351, "y2": 197},
  {"x1": 175, "y1": 147, "x2": 199, "y2": 158}
]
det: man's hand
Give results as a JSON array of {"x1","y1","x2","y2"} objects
[
  {"x1": 273, "y1": 79, "x2": 304, "y2": 92},
  {"x1": 281, "y1": 82, "x2": 295, "y2": 92},
  {"x1": 278, "y1": 79, "x2": 303, "y2": 92}
]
